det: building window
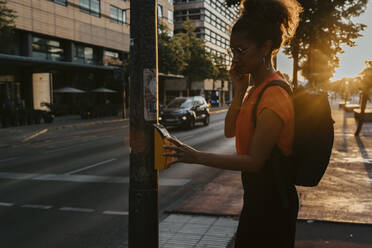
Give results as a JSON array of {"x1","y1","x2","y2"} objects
[
  {"x1": 110, "y1": 5, "x2": 126, "y2": 24},
  {"x1": 74, "y1": 44, "x2": 94, "y2": 64},
  {"x1": 80, "y1": 0, "x2": 100, "y2": 17},
  {"x1": 32, "y1": 36, "x2": 64, "y2": 61},
  {"x1": 158, "y1": 4, "x2": 163, "y2": 18},
  {"x1": 168, "y1": 10, "x2": 173, "y2": 23},
  {"x1": 103, "y1": 50, "x2": 123, "y2": 67},
  {"x1": 168, "y1": 0, "x2": 173, "y2": 4},
  {"x1": 49, "y1": 0, "x2": 67, "y2": 6}
]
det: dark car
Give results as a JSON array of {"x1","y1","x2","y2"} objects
[{"x1": 159, "y1": 96, "x2": 210, "y2": 129}]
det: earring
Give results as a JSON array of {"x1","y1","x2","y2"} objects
[{"x1": 263, "y1": 56, "x2": 271, "y2": 71}]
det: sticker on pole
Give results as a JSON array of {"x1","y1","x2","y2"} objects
[{"x1": 143, "y1": 68, "x2": 158, "y2": 121}]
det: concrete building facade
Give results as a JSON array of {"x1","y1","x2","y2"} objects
[
  {"x1": 0, "y1": 0, "x2": 174, "y2": 121},
  {"x1": 169, "y1": 0, "x2": 239, "y2": 105}
]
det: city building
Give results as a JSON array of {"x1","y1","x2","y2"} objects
[
  {"x1": 0, "y1": 0, "x2": 174, "y2": 122},
  {"x1": 168, "y1": 0, "x2": 239, "y2": 105}
]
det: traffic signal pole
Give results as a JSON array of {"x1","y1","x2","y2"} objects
[{"x1": 129, "y1": 1, "x2": 159, "y2": 248}]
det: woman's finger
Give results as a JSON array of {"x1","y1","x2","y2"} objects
[
  {"x1": 163, "y1": 152, "x2": 178, "y2": 157},
  {"x1": 162, "y1": 145, "x2": 177, "y2": 150},
  {"x1": 167, "y1": 136, "x2": 182, "y2": 146},
  {"x1": 162, "y1": 145, "x2": 183, "y2": 153}
]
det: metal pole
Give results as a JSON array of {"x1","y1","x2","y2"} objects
[{"x1": 129, "y1": 0, "x2": 159, "y2": 248}]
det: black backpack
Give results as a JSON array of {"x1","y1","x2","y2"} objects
[{"x1": 252, "y1": 80, "x2": 334, "y2": 187}]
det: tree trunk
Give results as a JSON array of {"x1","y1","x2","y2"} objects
[
  {"x1": 355, "y1": 90, "x2": 368, "y2": 136},
  {"x1": 292, "y1": 42, "x2": 299, "y2": 89},
  {"x1": 187, "y1": 77, "x2": 191, "y2": 96}
]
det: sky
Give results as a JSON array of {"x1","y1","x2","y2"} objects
[{"x1": 277, "y1": 1, "x2": 372, "y2": 82}]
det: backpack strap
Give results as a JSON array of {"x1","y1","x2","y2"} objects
[
  {"x1": 252, "y1": 80, "x2": 292, "y2": 128},
  {"x1": 251, "y1": 80, "x2": 294, "y2": 209}
]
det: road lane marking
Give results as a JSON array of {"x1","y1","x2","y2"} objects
[
  {"x1": 0, "y1": 157, "x2": 19, "y2": 163},
  {"x1": 21, "y1": 204, "x2": 52, "y2": 210},
  {"x1": 60, "y1": 207, "x2": 94, "y2": 213},
  {"x1": 0, "y1": 172, "x2": 190, "y2": 186},
  {"x1": 0, "y1": 202, "x2": 14, "y2": 207},
  {"x1": 23, "y1": 129, "x2": 48, "y2": 142},
  {"x1": 103, "y1": 210, "x2": 128, "y2": 216},
  {"x1": 65, "y1": 158, "x2": 117, "y2": 175}
]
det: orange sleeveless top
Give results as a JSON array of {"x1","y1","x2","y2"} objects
[{"x1": 235, "y1": 71, "x2": 294, "y2": 156}]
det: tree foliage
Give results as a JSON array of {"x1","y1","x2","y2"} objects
[
  {"x1": 359, "y1": 61, "x2": 372, "y2": 90},
  {"x1": 158, "y1": 21, "x2": 187, "y2": 75},
  {"x1": 211, "y1": 54, "x2": 230, "y2": 82},
  {"x1": 0, "y1": 0, "x2": 16, "y2": 53},
  {"x1": 177, "y1": 19, "x2": 215, "y2": 83},
  {"x1": 290, "y1": 0, "x2": 368, "y2": 89},
  {"x1": 328, "y1": 77, "x2": 359, "y2": 99},
  {"x1": 158, "y1": 18, "x2": 229, "y2": 95}
]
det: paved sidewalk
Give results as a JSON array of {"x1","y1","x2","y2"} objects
[{"x1": 0, "y1": 115, "x2": 127, "y2": 149}]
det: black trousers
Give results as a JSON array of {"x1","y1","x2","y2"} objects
[{"x1": 235, "y1": 171, "x2": 299, "y2": 248}]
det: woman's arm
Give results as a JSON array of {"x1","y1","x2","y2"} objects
[
  {"x1": 224, "y1": 65, "x2": 249, "y2": 138},
  {"x1": 164, "y1": 108, "x2": 284, "y2": 172},
  {"x1": 224, "y1": 91, "x2": 245, "y2": 138}
]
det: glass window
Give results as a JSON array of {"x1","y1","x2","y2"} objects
[
  {"x1": 167, "y1": 98, "x2": 193, "y2": 109},
  {"x1": 158, "y1": 4, "x2": 163, "y2": 18},
  {"x1": 110, "y1": 5, "x2": 126, "y2": 24},
  {"x1": 110, "y1": 5, "x2": 119, "y2": 21},
  {"x1": 104, "y1": 50, "x2": 123, "y2": 67},
  {"x1": 80, "y1": 0, "x2": 100, "y2": 17},
  {"x1": 74, "y1": 44, "x2": 94, "y2": 64},
  {"x1": 122, "y1": 10, "x2": 126, "y2": 23},
  {"x1": 80, "y1": 0, "x2": 89, "y2": 10},
  {"x1": 49, "y1": 0, "x2": 67, "y2": 6},
  {"x1": 168, "y1": 10, "x2": 173, "y2": 23},
  {"x1": 32, "y1": 36, "x2": 64, "y2": 61}
]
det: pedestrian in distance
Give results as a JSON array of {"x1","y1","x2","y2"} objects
[{"x1": 163, "y1": 0, "x2": 303, "y2": 247}]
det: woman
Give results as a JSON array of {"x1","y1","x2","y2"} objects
[{"x1": 164, "y1": 0, "x2": 302, "y2": 247}]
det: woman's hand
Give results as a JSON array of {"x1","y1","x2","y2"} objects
[
  {"x1": 162, "y1": 136, "x2": 199, "y2": 166},
  {"x1": 229, "y1": 62, "x2": 249, "y2": 94}
]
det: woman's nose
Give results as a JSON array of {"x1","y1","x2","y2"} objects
[{"x1": 232, "y1": 57, "x2": 239, "y2": 64}]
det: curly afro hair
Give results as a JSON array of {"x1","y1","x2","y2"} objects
[{"x1": 232, "y1": 0, "x2": 302, "y2": 55}]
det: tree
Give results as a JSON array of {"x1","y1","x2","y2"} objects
[
  {"x1": 211, "y1": 54, "x2": 230, "y2": 82},
  {"x1": 176, "y1": 19, "x2": 215, "y2": 96},
  {"x1": 224, "y1": 0, "x2": 368, "y2": 90},
  {"x1": 210, "y1": 54, "x2": 230, "y2": 105},
  {"x1": 158, "y1": 21, "x2": 187, "y2": 75},
  {"x1": 355, "y1": 61, "x2": 372, "y2": 136},
  {"x1": 0, "y1": 0, "x2": 16, "y2": 53},
  {"x1": 285, "y1": 0, "x2": 367, "y2": 89}
]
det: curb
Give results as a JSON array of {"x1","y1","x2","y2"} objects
[
  {"x1": 210, "y1": 109, "x2": 228, "y2": 114},
  {"x1": 53, "y1": 118, "x2": 127, "y2": 130}
]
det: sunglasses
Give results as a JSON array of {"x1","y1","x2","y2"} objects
[{"x1": 229, "y1": 47, "x2": 250, "y2": 57}]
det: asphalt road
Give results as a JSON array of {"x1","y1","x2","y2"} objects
[{"x1": 0, "y1": 111, "x2": 234, "y2": 248}]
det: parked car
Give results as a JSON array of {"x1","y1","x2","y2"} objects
[{"x1": 159, "y1": 96, "x2": 210, "y2": 129}]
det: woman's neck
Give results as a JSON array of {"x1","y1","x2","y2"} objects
[{"x1": 251, "y1": 66, "x2": 275, "y2": 87}]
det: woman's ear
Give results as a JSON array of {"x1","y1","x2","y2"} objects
[{"x1": 262, "y1": 40, "x2": 273, "y2": 57}]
